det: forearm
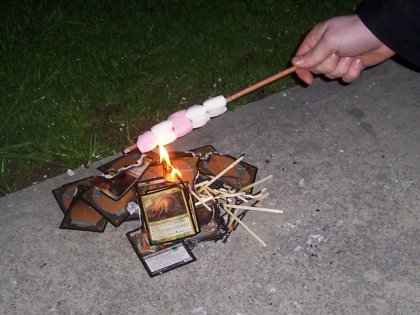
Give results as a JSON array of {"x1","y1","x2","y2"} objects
[{"x1": 357, "y1": 0, "x2": 420, "y2": 66}]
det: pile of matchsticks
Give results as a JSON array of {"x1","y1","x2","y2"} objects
[{"x1": 189, "y1": 156, "x2": 283, "y2": 247}]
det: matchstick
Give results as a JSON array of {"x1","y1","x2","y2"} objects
[
  {"x1": 217, "y1": 191, "x2": 246, "y2": 198},
  {"x1": 222, "y1": 206, "x2": 267, "y2": 247},
  {"x1": 223, "y1": 204, "x2": 283, "y2": 213},
  {"x1": 198, "y1": 156, "x2": 244, "y2": 192},
  {"x1": 239, "y1": 175, "x2": 273, "y2": 192},
  {"x1": 189, "y1": 189, "x2": 213, "y2": 212}
]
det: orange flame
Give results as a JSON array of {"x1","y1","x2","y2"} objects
[{"x1": 158, "y1": 144, "x2": 182, "y2": 181}]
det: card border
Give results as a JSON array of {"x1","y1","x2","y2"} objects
[{"x1": 126, "y1": 228, "x2": 196, "y2": 277}]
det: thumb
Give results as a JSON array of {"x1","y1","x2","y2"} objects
[{"x1": 292, "y1": 36, "x2": 334, "y2": 69}]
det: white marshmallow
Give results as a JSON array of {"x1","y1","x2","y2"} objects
[
  {"x1": 185, "y1": 105, "x2": 210, "y2": 128},
  {"x1": 206, "y1": 105, "x2": 227, "y2": 118},
  {"x1": 151, "y1": 120, "x2": 173, "y2": 138},
  {"x1": 191, "y1": 116, "x2": 209, "y2": 128},
  {"x1": 203, "y1": 95, "x2": 226, "y2": 111},
  {"x1": 155, "y1": 129, "x2": 177, "y2": 145}
]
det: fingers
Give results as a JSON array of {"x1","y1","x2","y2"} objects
[
  {"x1": 292, "y1": 22, "x2": 333, "y2": 85},
  {"x1": 324, "y1": 56, "x2": 363, "y2": 83},
  {"x1": 342, "y1": 58, "x2": 364, "y2": 83},
  {"x1": 311, "y1": 53, "x2": 340, "y2": 75},
  {"x1": 295, "y1": 54, "x2": 341, "y2": 85},
  {"x1": 291, "y1": 15, "x2": 373, "y2": 84},
  {"x1": 295, "y1": 68, "x2": 314, "y2": 85},
  {"x1": 296, "y1": 56, "x2": 364, "y2": 84},
  {"x1": 325, "y1": 57, "x2": 354, "y2": 79},
  {"x1": 292, "y1": 29, "x2": 336, "y2": 70},
  {"x1": 320, "y1": 56, "x2": 363, "y2": 83}
]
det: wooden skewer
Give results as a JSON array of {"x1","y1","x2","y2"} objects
[
  {"x1": 223, "y1": 203, "x2": 283, "y2": 213},
  {"x1": 198, "y1": 156, "x2": 244, "y2": 192},
  {"x1": 124, "y1": 66, "x2": 296, "y2": 153},
  {"x1": 225, "y1": 66, "x2": 296, "y2": 103},
  {"x1": 124, "y1": 143, "x2": 138, "y2": 153},
  {"x1": 222, "y1": 206, "x2": 266, "y2": 247}
]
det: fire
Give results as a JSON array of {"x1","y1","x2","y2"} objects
[{"x1": 158, "y1": 144, "x2": 182, "y2": 181}]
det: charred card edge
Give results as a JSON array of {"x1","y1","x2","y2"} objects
[{"x1": 51, "y1": 177, "x2": 94, "y2": 215}]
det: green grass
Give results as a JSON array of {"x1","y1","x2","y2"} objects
[{"x1": 0, "y1": 0, "x2": 361, "y2": 195}]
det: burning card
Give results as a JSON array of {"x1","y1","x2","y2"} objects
[{"x1": 170, "y1": 157, "x2": 199, "y2": 188}]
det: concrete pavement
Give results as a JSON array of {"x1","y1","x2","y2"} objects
[{"x1": 0, "y1": 60, "x2": 419, "y2": 315}]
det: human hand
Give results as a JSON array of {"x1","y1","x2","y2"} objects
[{"x1": 292, "y1": 15, "x2": 395, "y2": 84}]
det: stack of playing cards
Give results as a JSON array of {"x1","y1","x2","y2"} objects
[{"x1": 53, "y1": 145, "x2": 258, "y2": 277}]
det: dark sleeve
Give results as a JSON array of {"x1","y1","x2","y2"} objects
[{"x1": 357, "y1": 0, "x2": 420, "y2": 66}]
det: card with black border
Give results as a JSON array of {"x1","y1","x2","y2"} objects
[
  {"x1": 190, "y1": 145, "x2": 218, "y2": 157},
  {"x1": 139, "y1": 165, "x2": 165, "y2": 182},
  {"x1": 97, "y1": 150, "x2": 142, "y2": 173},
  {"x1": 52, "y1": 177, "x2": 93, "y2": 215},
  {"x1": 59, "y1": 197, "x2": 107, "y2": 232},
  {"x1": 170, "y1": 157, "x2": 199, "y2": 188},
  {"x1": 198, "y1": 154, "x2": 257, "y2": 192},
  {"x1": 140, "y1": 185, "x2": 198, "y2": 244},
  {"x1": 126, "y1": 228, "x2": 195, "y2": 277},
  {"x1": 137, "y1": 178, "x2": 177, "y2": 196},
  {"x1": 93, "y1": 156, "x2": 152, "y2": 200},
  {"x1": 82, "y1": 185, "x2": 136, "y2": 227}
]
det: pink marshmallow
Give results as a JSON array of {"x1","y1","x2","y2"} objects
[
  {"x1": 169, "y1": 114, "x2": 193, "y2": 138},
  {"x1": 136, "y1": 131, "x2": 158, "y2": 153},
  {"x1": 168, "y1": 109, "x2": 187, "y2": 119}
]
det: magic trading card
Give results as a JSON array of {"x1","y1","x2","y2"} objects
[
  {"x1": 97, "y1": 149, "x2": 142, "y2": 173},
  {"x1": 140, "y1": 185, "x2": 198, "y2": 245},
  {"x1": 93, "y1": 156, "x2": 152, "y2": 200},
  {"x1": 170, "y1": 157, "x2": 199, "y2": 188},
  {"x1": 137, "y1": 177, "x2": 178, "y2": 196},
  {"x1": 139, "y1": 165, "x2": 165, "y2": 182},
  {"x1": 52, "y1": 177, "x2": 93, "y2": 215},
  {"x1": 190, "y1": 145, "x2": 218, "y2": 158},
  {"x1": 126, "y1": 228, "x2": 195, "y2": 277},
  {"x1": 198, "y1": 154, "x2": 257, "y2": 191},
  {"x1": 82, "y1": 185, "x2": 136, "y2": 227},
  {"x1": 59, "y1": 197, "x2": 107, "y2": 232}
]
